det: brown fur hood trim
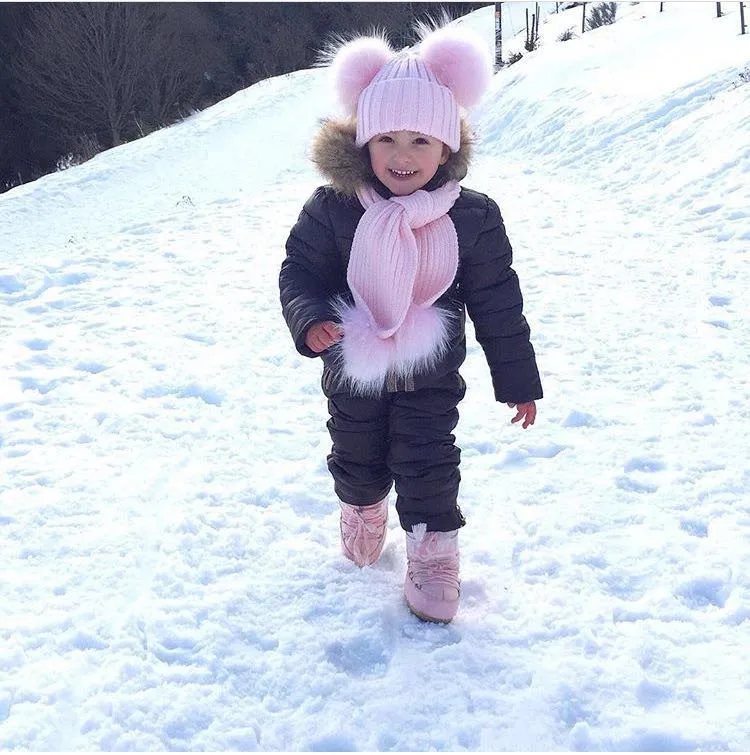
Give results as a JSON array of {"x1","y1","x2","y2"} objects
[{"x1": 310, "y1": 118, "x2": 473, "y2": 198}]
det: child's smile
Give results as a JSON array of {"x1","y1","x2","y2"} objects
[
  {"x1": 390, "y1": 168, "x2": 418, "y2": 178},
  {"x1": 387, "y1": 167, "x2": 420, "y2": 186}
]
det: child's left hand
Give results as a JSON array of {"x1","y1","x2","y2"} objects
[{"x1": 507, "y1": 401, "x2": 536, "y2": 429}]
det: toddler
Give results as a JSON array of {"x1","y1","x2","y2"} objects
[{"x1": 280, "y1": 25, "x2": 542, "y2": 623}]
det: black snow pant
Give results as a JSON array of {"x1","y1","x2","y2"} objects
[{"x1": 324, "y1": 370, "x2": 467, "y2": 533}]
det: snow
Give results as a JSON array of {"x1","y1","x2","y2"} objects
[{"x1": 1, "y1": 2, "x2": 749, "y2": 750}]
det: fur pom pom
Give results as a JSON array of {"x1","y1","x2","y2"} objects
[
  {"x1": 329, "y1": 36, "x2": 394, "y2": 114},
  {"x1": 419, "y1": 27, "x2": 493, "y2": 109},
  {"x1": 332, "y1": 298, "x2": 394, "y2": 395},
  {"x1": 329, "y1": 300, "x2": 454, "y2": 395},
  {"x1": 392, "y1": 305, "x2": 452, "y2": 376}
]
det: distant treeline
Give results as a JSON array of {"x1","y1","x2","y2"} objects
[{"x1": 0, "y1": 2, "x2": 486, "y2": 193}]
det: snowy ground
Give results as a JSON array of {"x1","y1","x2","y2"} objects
[{"x1": 1, "y1": 2, "x2": 749, "y2": 751}]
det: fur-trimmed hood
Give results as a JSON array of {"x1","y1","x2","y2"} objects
[{"x1": 310, "y1": 118, "x2": 473, "y2": 199}]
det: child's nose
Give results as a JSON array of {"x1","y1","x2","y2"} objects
[{"x1": 393, "y1": 149, "x2": 413, "y2": 165}]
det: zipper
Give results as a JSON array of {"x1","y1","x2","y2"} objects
[{"x1": 387, "y1": 373, "x2": 415, "y2": 393}]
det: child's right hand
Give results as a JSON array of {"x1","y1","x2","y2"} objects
[{"x1": 305, "y1": 321, "x2": 343, "y2": 353}]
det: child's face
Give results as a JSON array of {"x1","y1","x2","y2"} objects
[{"x1": 367, "y1": 131, "x2": 450, "y2": 196}]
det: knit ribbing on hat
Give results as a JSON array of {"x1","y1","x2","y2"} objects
[
  {"x1": 330, "y1": 180, "x2": 461, "y2": 395},
  {"x1": 355, "y1": 56, "x2": 461, "y2": 151}
]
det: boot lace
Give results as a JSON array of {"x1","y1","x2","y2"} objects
[
  {"x1": 408, "y1": 555, "x2": 460, "y2": 593},
  {"x1": 340, "y1": 502, "x2": 387, "y2": 563},
  {"x1": 408, "y1": 532, "x2": 460, "y2": 596}
]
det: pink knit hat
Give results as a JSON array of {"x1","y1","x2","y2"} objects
[{"x1": 329, "y1": 26, "x2": 493, "y2": 152}]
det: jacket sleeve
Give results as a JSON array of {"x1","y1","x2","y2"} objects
[
  {"x1": 461, "y1": 196, "x2": 543, "y2": 404},
  {"x1": 279, "y1": 187, "x2": 343, "y2": 358}
]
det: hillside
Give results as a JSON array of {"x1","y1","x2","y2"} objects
[{"x1": 1, "y1": 3, "x2": 749, "y2": 750}]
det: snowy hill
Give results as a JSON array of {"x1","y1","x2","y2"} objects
[{"x1": 1, "y1": 3, "x2": 749, "y2": 750}]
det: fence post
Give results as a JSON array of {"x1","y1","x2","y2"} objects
[
  {"x1": 582, "y1": 2, "x2": 587, "y2": 33},
  {"x1": 525, "y1": 7, "x2": 530, "y2": 48},
  {"x1": 495, "y1": 2, "x2": 503, "y2": 69},
  {"x1": 536, "y1": 2, "x2": 541, "y2": 40},
  {"x1": 524, "y1": 7, "x2": 540, "y2": 50},
  {"x1": 716, "y1": 2, "x2": 722, "y2": 16},
  {"x1": 741, "y1": 2, "x2": 747, "y2": 33}
]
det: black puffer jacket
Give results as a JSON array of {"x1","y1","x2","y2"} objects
[{"x1": 280, "y1": 119, "x2": 543, "y2": 404}]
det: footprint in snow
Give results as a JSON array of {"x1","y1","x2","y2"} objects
[
  {"x1": 494, "y1": 443, "x2": 567, "y2": 468},
  {"x1": 635, "y1": 679, "x2": 674, "y2": 709},
  {"x1": 623, "y1": 457, "x2": 666, "y2": 474},
  {"x1": 680, "y1": 518, "x2": 708, "y2": 538},
  {"x1": 709, "y1": 295, "x2": 731, "y2": 307},
  {"x1": 141, "y1": 383, "x2": 223, "y2": 406},
  {"x1": 307, "y1": 734, "x2": 359, "y2": 752},
  {"x1": 704, "y1": 319, "x2": 730, "y2": 329},
  {"x1": 119, "y1": 222, "x2": 154, "y2": 236},
  {"x1": 696, "y1": 203, "x2": 722, "y2": 216},
  {"x1": 21, "y1": 338, "x2": 52, "y2": 352},
  {"x1": 562, "y1": 410, "x2": 597, "y2": 428},
  {"x1": 325, "y1": 634, "x2": 393, "y2": 678},
  {"x1": 675, "y1": 575, "x2": 731, "y2": 609},
  {"x1": 16, "y1": 376, "x2": 60, "y2": 395},
  {"x1": 616, "y1": 456, "x2": 667, "y2": 494},
  {"x1": 75, "y1": 361, "x2": 109, "y2": 374},
  {"x1": 5, "y1": 409, "x2": 33, "y2": 421},
  {"x1": 0, "y1": 274, "x2": 27, "y2": 294},
  {"x1": 183, "y1": 333, "x2": 217, "y2": 345},
  {"x1": 615, "y1": 476, "x2": 657, "y2": 494}
]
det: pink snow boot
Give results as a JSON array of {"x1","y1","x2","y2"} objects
[
  {"x1": 340, "y1": 499, "x2": 388, "y2": 567},
  {"x1": 404, "y1": 524, "x2": 460, "y2": 623}
]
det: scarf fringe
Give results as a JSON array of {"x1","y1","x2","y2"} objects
[{"x1": 330, "y1": 295, "x2": 455, "y2": 395}]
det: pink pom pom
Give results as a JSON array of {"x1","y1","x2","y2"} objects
[
  {"x1": 330, "y1": 37, "x2": 394, "y2": 114},
  {"x1": 419, "y1": 28, "x2": 493, "y2": 109},
  {"x1": 332, "y1": 299, "x2": 394, "y2": 395},
  {"x1": 392, "y1": 305, "x2": 452, "y2": 377}
]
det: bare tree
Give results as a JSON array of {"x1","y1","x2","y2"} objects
[
  {"x1": 13, "y1": 3, "x2": 223, "y2": 148},
  {"x1": 133, "y1": 4, "x2": 228, "y2": 132},
  {"x1": 13, "y1": 4, "x2": 158, "y2": 146},
  {"x1": 0, "y1": 4, "x2": 30, "y2": 182},
  {"x1": 586, "y1": 1, "x2": 618, "y2": 30}
]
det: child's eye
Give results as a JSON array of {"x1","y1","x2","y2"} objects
[
  {"x1": 414, "y1": 137, "x2": 429, "y2": 145},
  {"x1": 378, "y1": 135, "x2": 394, "y2": 143}
]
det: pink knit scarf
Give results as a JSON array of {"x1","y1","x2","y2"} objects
[{"x1": 332, "y1": 180, "x2": 461, "y2": 394}]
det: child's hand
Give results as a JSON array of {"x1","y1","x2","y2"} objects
[
  {"x1": 305, "y1": 321, "x2": 343, "y2": 353},
  {"x1": 507, "y1": 401, "x2": 537, "y2": 429}
]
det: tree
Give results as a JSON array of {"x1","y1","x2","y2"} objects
[
  {"x1": 14, "y1": 4, "x2": 152, "y2": 147},
  {"x1": 0, "y1": 4, "x2": 29, "y2": 185},
  {"x1": 133, "y1": 4, "x2": 232, "y2": 133},
  {"x1": 13, "y1": 3, "x2": 230, "y2": 149},
  {"x1": 586, "y1": 1, "x2": 618, "y2": 30}
]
